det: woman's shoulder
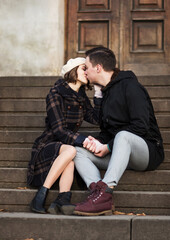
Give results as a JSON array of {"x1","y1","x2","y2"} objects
[
  {"x1": 53, "y1": 78, "x2": 64, "y2": 87},
  {"x1": 48, "y1": 78, "x2": 68, "y2": 96}
]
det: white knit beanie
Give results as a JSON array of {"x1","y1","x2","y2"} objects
[{"x1": 61, "y1": 57, "x2": 86, "y2": 77}]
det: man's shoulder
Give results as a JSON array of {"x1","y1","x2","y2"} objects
[{"x1": 118, "y1": 70, "x2": 137, "y2": 80}]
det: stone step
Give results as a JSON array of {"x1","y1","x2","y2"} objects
[
  {"x1": 0, "y1": 86, "x2": 49, "y2": 99},
  {"x1": 0, "y1": 130, "x2": 169, "y2": 144},
  {"x1": 146, "y1": 86, "x2": 170, "y2": 98},
  {"x1": 138, "y1": 75, "x2": 170, "y2": 86},
  {"x1": 0, "y1": 148, "x2": 169, "y2": 169},
  {"x1": 0, "y1": 75, "x2": 169, "y2": 86},
  {"x1": 131, "y1": 216, "x2": 170, "y2": 240},
  {"x1": 0, "y1": 99, "x2": 46, "y2": 112},
  {"x1": 0, "y1": 113, "x2": 167, "y2": 129},
  {"x1": 1, "y1": 212, "x2": 170, "y2": 240},
  {"x1": 0, "y1": 212, "x2": 133, "y2": 240},
  {"x1": 0, "y1": 114, "x2": 99, "y2": 129},
  {"x1": 152, "y1": 99, "x2": 170, "y2": 112},
  {"x1": 0, "y1": 98, "x2": 170, "y2": 113},
  {"x1": 0, "y1": 168, "x2": 170, "y2": 191},
  {"x1": 0, "y1": 189, "x2": 170, "y2": 215},
  {"x1": 0, "y1": 212, "x2": 170, "y2": 240},
  {"x1": 0, "y1": 77, "x2": 57, "y2": 87},
  {"x1": 0, "y1": 86, "x2": 170, "y2": 99}
]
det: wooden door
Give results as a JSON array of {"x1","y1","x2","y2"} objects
[
  {"x1": 65, "y1": 0, "x2": 120, "y2": 63},
  {"x1": 66, "y1": 0, "x2": 170, "y2": 76},
  {"x1": 120, "y1": 0, "x2": 170, "y2": 75}
]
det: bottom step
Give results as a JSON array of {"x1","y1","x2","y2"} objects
[
  {"x1": 0, "y1": 189, "x2": 170, "y2": 215},
  {"x1": 0, "y1": 213, "x2": 170, "y2": 240}
]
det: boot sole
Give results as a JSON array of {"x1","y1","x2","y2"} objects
[
  {"x1": 47, "y1": 205, "x2": 60, "y2": 215},
  {"x1": 74, "y1": 209, "x2": 112, "y2": 216},
  {"x1": 30, "y1": 203, "x2": 46, "y2": 214},
  {"x1": 47, "y1": 205, "x2": 75, "y2": 215},
  {"x1": 60, "y1": 205, "x2": 75, "y2": 215}
]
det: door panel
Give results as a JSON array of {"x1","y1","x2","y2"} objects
[
  {"x1": 121, "y1": 0, "x2": 170, "y2": 75},
  {"x1": 66, "y1": 0, "x2": 120, "y2": 63},
  {"x1": 79, "y1": 0, "x2": 110, "y2": 11},
  {"x1": 66, "y1": 0, "x2": 170, "y2": 75},
  {"x1": 78, "y1": 20, "x2": 109, "y2": 51}
]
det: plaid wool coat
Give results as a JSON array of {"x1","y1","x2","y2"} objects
[{"x1": 27, "y1": 79, "x2": 102, "y2": 186}]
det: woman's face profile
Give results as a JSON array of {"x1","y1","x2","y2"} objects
[{"x1": 77, "y1": 64, "x2": 88, "y2": 85}]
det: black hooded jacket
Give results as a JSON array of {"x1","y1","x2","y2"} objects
[{"x1": 97, "y1": 71, "x2": 164, "y2": 170}]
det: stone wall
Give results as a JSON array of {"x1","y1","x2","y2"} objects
[{"x1": 0, "y1": 0, "x2": 64, "y2": 76}]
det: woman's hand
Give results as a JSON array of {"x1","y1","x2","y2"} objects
[
  {"x1": 83, "y1": 136, "x2": 101, "y2": 153},
  {"x1": 83, "y1": 136, "x2": 96, "y2": 152},
  {"x1": 83, "y1": 136, "x2": 105, "y2": 154}
]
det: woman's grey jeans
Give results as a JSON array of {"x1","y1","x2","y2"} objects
[{"x1": 74, "y1": 131, "x2": 149, "y2": 188}]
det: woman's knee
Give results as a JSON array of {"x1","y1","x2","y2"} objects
[
  {"x1": 60, "y1": 145, "x2": 77, "y2": 158},
  {"x1": 69, "y1": 146, "x2": 77, "y2": 158}
]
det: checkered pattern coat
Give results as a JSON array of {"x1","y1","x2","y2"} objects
[{"x1": 27, "y1": 79, "x2": 102, "y2": 185}]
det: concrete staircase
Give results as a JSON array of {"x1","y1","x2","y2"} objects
[{"x1": 0, "y1": 76, "x2": 170, "y2": 240}]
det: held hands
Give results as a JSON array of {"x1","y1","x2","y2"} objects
[
  {"x1": 83, "y1": 136, "x2": 110, "y2": 157},
  {"x1": 83, "y1": 136, "x2": 103, "y2": 153}
]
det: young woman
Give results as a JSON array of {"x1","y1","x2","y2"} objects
[{"x1": 27, "y1": 57, "x2": 102, "y2": 215}]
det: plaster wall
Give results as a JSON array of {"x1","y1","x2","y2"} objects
[{"x1": 0, "y1": 0, "x2": 65, "y2": 76}]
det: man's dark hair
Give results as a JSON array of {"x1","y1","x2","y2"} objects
[{"x1": 85, "y1": 46, "x2": 116, "y2": 72}]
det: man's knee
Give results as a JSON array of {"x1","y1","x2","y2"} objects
[{"x1": 115, "y1": 130, "x2": 132, "y2": 142}]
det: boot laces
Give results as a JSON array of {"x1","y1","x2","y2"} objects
[
  {"x1": 88, "y1": 185, "x2": 100, "y2": 199},
  {"x1": 77, "y1": 185, "x2": 101, "y2": 205},
  {"x1": 92, "y1": 186, "x2": 105, "y2": 202}
]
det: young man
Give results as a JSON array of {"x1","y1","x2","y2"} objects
[{"x1": 73, "y1": 47, "x2": 164, "y2": 216}]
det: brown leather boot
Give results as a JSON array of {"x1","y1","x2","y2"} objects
[
  {"x1": 76, "y1": 182, "x2": 98, "y2": 206},
  {"x1": 74, "y1": 181, "x2": 114, "y2": 216}
]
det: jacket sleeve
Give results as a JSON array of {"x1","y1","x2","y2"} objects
[
  {"x1": 96, "y1": 122, "x2": 113, "y2": 144},
  {"x1": 102, "y1": 79, "x2": 150, "y2": 152},
  {"x1": 124, "y1": 79, "x2": 150, "y2": 136},
  {"x1": 83, "y1": 92, "x2": 102, "y2": 124},
  {"x1": 46, "y1": 92, "x2": 86, "y2": 146}
]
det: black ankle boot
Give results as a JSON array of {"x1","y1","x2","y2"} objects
[
  {"x1": 47, "y1": 191, "x2": 75, "y2": 215},
  {"x1": 30, "y1": 186, "x2": 49, "y2": 214}
]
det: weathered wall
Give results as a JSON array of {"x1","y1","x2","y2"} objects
[{"x1": 0, "y1": 0, "x2": 64, "y2": 76}]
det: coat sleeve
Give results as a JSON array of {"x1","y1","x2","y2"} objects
[
  {"x1": 99, "y1": 79, "x2": 150, "y2": 152},
  {"x1": 124, "y1": 79, "x2": 150, "y2": 136},
  {"x1": 46, "y1": 92, "x2": 86, "y2": 146},
  {"x1": 83, "y1": 92, "x2": 102, "y2": 124},
  {"x1": 96, "y1": 122, "x2": 113, "y2": 144}
]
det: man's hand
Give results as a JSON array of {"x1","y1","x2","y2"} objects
[
  {"x1": 94, "y1": 144, "x2": 110, "y2": 157},
  {"x1": 94, "y1": 85, "x2": 103, "y2": 98}
]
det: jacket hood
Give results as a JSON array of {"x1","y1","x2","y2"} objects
[{"x1": 102, "y1": 70, "x2": 138, "y2": 92}]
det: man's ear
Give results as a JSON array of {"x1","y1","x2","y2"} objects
[{"x1": 96, "y1": 64, "x2": 102, "y2": 73}]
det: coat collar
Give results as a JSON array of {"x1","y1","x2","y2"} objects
[{"x1": 51, "y1": 78, "x2": 85, "y2": 101}]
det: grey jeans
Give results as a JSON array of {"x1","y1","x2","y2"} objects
[{"x1": 74, "y1": 131, "x2": 149, "y2": 187}]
